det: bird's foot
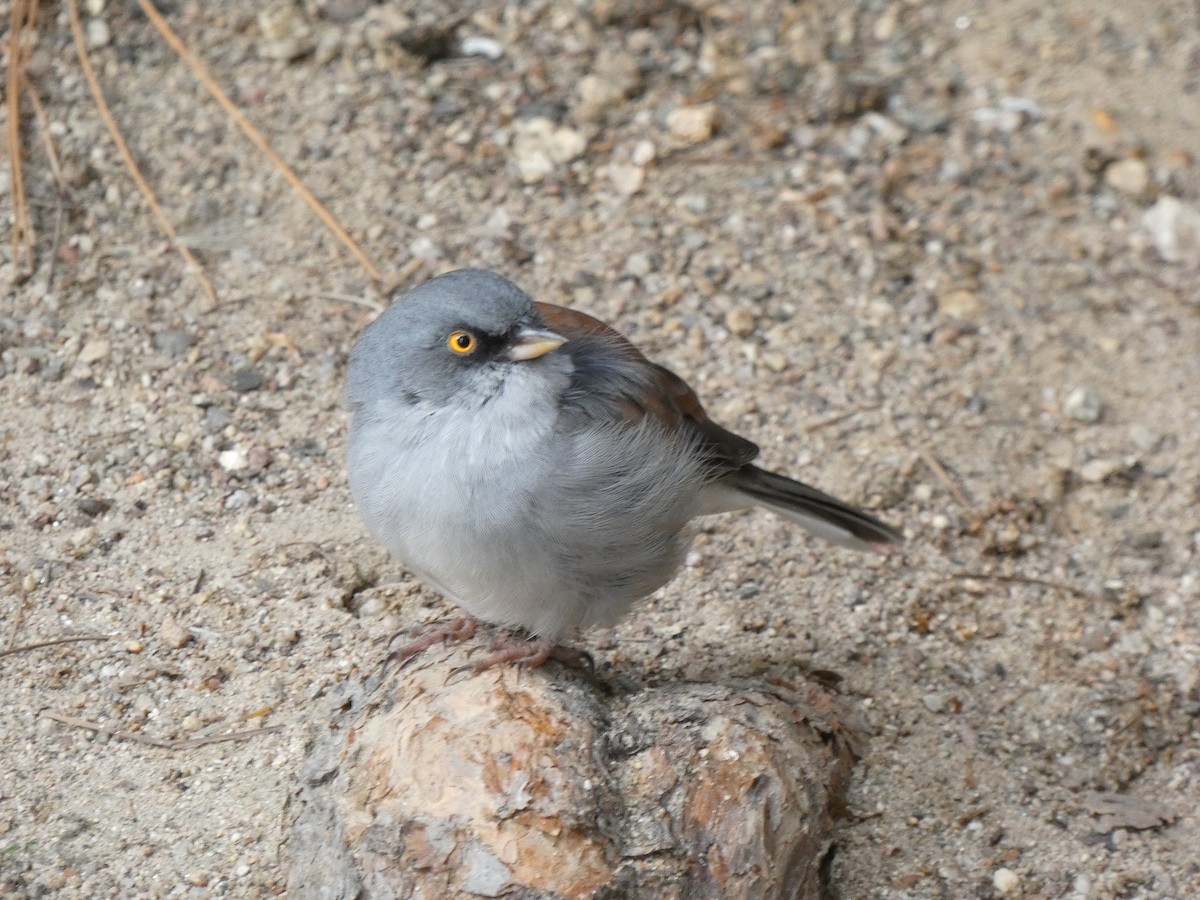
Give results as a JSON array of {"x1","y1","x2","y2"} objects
[
  {"x1": 387, "y1": 614, "x2": 479, "y2": 667},
  {"x1": 459, "y1": 637, "x2": 595, "y2": 675}
]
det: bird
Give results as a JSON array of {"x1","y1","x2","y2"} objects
[{"x1": 345, "y1": 268, "x2": 901, "y2": 670}]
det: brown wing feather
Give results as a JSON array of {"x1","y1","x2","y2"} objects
[{"x1": 534, "y1": 301, "x2": 759, "y2": 473}]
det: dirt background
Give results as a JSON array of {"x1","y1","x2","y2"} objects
[{"x1": 2, "y1": 0, "x2": 1199, "y2": 896}]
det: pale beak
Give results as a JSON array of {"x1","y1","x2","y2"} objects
[{"x1": 506, "y1": 326, "x2": 567, "y2": 361}]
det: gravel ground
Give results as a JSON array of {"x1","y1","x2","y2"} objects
[{"x1": 2, "y1": 0, "x2": 1199, "y2": 896}]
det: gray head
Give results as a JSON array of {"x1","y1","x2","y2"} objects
[{"x1": 345, "y1": 268, "x2": 567, "y2": 410}]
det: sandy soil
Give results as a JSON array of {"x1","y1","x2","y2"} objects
[{"x1": 2, "y1": 0, "x2": 1198, "y2": 896}]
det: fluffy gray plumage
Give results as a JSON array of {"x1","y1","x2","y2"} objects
[{"x1": 345, "y1": 268, "x2": 900, "y2": 642}]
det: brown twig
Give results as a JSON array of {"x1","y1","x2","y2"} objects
[
  {"x1": 804, "y1": 408, "x2": 869, "y2": 433},
  {"x1": 41, "y1": 710, "x2": 283, "y2": 750},
  {"x1": 7, "y1": 0, "x2": 37, "y2": 276},
  {"x1": 919, "y1": 447, "x2": 973, "y2": 510},
  {"x1": 25, "y1": 84, "x2": 68, "y2": 195},
  {"x1": 0, "y1": 634, "x2": 111, "y2": 659},
  {"x1": 946, "y1": 571, "x2": 1098, "y2": 602},
  {"x1": 66, "y1": 0, "x2": 219, "y2": 306},
  {"x1": 6, "y1": 597, "x2": 28, "y2": 651},
  {"x1": 133, "y1": 0, "x2": 384, "y2": 284},
  {"x1": 25, "y1": 85, "x2": 70, "y2": 287},
  {"x1": 171, "y1": 725, "x2": 284, "y2": 749}
]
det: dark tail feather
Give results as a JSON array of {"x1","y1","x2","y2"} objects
[{"x1": 725, "y1": 465, "x2": 903, "y2": 552}]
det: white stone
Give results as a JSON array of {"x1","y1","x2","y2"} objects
[
  {"x1": 667, "y1": 104, "x2": 719, "y2": 143},
  {"x1": 606, "y1": 163, "x2": 644, "y2": 197},
  {"x1": 993, "y1": 867, "x2": 1020, "y2": 895},
  {"x1": 1064, "y1": 386, "x2": 1102, "y2": 423},
  {"x1": 1105, "y1": 158, "x2": 1149, "y2": 195},
  {"x1": 219, "y1": 448, "x2": 249, "y2": 472},
  {"x1": 79, "y1": 339, "x2": 111, "y2": 364},
  {"x1": 1080, "y1": 459, "x2": 1120, "y2": 483},
  {"x1": 1141, "y1": 196, "x2": 1200, "y2": 268},
  {"x1": 512, "y1": 119, "x2": 586, "y2": 183}
]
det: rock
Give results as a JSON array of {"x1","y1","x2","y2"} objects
[
  {"x1": 218, "y1": 447, "x2": 249, "y2": 472},
  {"x1": 1141, "y1": 196, "x2": 1200, "y2": 269},
  {"x1": 1104, "y1": 158, "x2": 1149, "y2": 196},
  {"x1": 76, "y1": 496, "x2": 112, "y2": 517},
  {"x1": 86, "y1": 18, "x2": 112, "y2": 49},
  {"x1": 258, "y1": 1, "x2": 316, "y2": 61},
  {"x1": 1080, "y1": 458, "x2": 1121, "y2": 483},
  {"x1": 394, "y1": 24, "x2": 457, "y2": 63},
  {"x1": 231, "y1": 367, "x2": 264, "y2": 393},
  {"x1": 667, "y1": 104, "x2": 719, "y2": 143},
  {"x1": 936, "y1": 289, "x2": 984, "y2": 323},
  {"x1": 575, "y1": 48, "x2": 640, "y2": 122},
  {"x1": 512, "y1": 119, "x2": 587, "y2": 184},
  {"x1": 725, "y1": 307, "x2": 756, "y2": 337},
  {"x1": 606, "y1": 162, "x2": 645, "y2": 197},
  {"x1": 624, "y1": 252, "x2": 652, "y2": 279},
  {"x1": 1128, "y1": 423, "x2": 1159, "y2": 452},
  {"x1": 459, "y1": 36, "x2": 503, "y2": 60},
  {"x1": 79, "y1": 339, "x2": 111, "y2": 364},
  {"x1": 285, "y1": 645, "x2": 865, "y2": 899},
  {"x1": 153, "y1": 329, "x2": 195, "y2": 357},
  {"x1": 159, "y1": 616, "x2": 193, "y2": 649},
  {"x1": 319, "y1": 0, "x2": 371, "y2": 24},
  {"x1": 971, "y1": 96, "x2": 1042, "y2": 133},
  {"x1": 993, "y1": 867, "x2": 1020, "y2": 895},
  {"x1": 1063, "y1": 386, "x2": 1102, "y2": 423},
  {"x1": 630, "y1": 139, "x2": 656, "y2": 167}
]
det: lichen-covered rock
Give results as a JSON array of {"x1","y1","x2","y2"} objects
[{"x1": 285, "y1": 645, "x2": 866, "y2": 899}]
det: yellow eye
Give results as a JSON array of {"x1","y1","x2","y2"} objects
[{"x1": 447, "y1": 331, "x2": 476, "y2": 354}]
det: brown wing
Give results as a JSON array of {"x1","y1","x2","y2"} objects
[{"x1": 534, "y1": 302, "x2": 759, "y2": 473}]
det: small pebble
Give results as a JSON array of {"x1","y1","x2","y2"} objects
[
  {"x1": 257, "y1": 3, "x2": 315, "y2": 61},
  {"x1": 1104, "y1": 158, "x2": 1149, "y2": 196},
  {"x1": 1063, "y1": 386, "x2": 1102, "y2": 423},
  {"x1": 512, "y1": 119, "x2": 586, "y2": 184},
  {"x1": 607, "y1": 163, "x2": 644, "y2": 197},
  {"x1": 79, "y1": 339, "x2": 111, "y2": 364},
  {"x1": 667, "y1": 104, "x2": 719, "y2": 143},
  {"x1": 231, "y1": 367, "x2": 264, "y2": 393},
  {"x1": 1140, "y1": 196, "x2": 1200, "y2": 268},
  {"x1": 76, "y1": 496, "x2": 111, "y2": 518},
  {"x1": 624, "y1": 253, "x2": 652, "y2": 279},
  {"x1": 992, "y1": 867, "x2": 1020, "y2": 895},
  {"x1": 630, "y1": 140, "x2": 656, "y2": 167},
  {"x1": 459, "y1": 36, "x2": 503, "y2": 60},
  {"x1": 356, "y1": 595, "x2": 386, "y2": 617},
  {"x1": 1080, "y1": 458, "x2": 1120, "y2": 483},
  {"x1": 225, "y1": 489, "x2": 252, "y2": 509},
  {"x1": 936, "y1": 289, "x2": 984, "y2": 323},
  {"x1": 159, "y1": 616, "x2": 193, "y2": 649},
  {"x1": 1129, "y1": 530, "x2": 1162, "y2": 550},
  {"x1": 153, "y1": 329, "x2": 195, "y2": 357},
  {"x1": 70, "y1": 526, "x2": 97, "y2": 549},
  {"x1": 219, "y1": 448, "x2": 249, "y2": 472},
  {"x1": 1128, "y1": 424, "x2": 1159, "y2": 452},
  {"x1": 725, "y1": 308, "x2": 757, "y2": 337},
  {"x1": 86, "y1": 18, "x2": 112, "y2": 49}
]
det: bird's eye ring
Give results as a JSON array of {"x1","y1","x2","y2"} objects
[{"x1": 448, "y1": 331, "x2": 476, "y2": 354}]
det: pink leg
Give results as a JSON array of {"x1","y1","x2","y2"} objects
[
  {"x1": 463, "y1": 637, "x2": 595, "y2": 674},
  {"x1": 387, "y1": 615, "x2": 479, "y2": 667}
]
